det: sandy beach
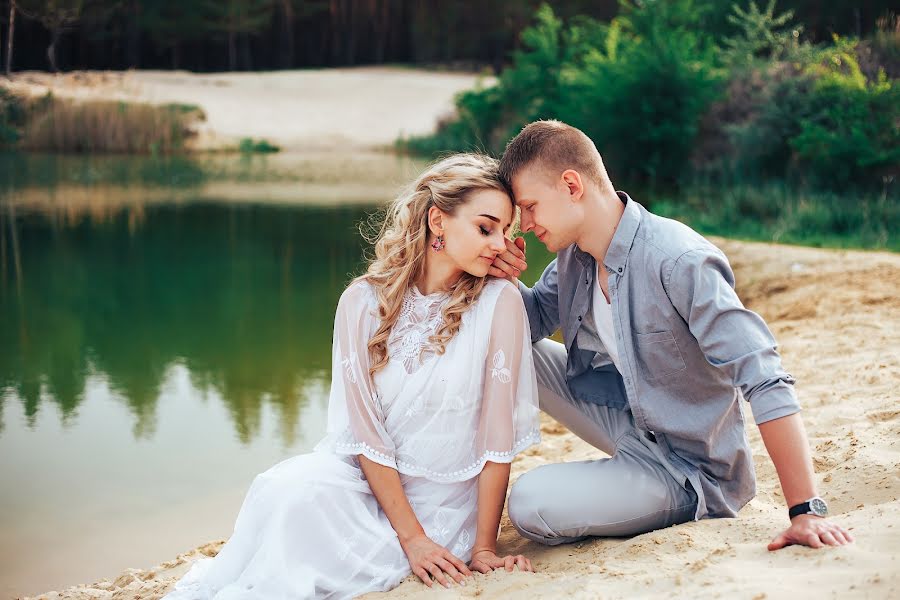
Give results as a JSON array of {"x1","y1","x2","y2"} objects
[
  {"x1": 23, "y1": 241, "x2": 900, "y2": 600},
  {"x1": 7, "y1": 68, "x2": 899, "y2": 599}
]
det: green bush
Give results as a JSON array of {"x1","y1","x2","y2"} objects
[
  {"x1": 790, "y1": 49, "x2": 900, "y2": 188},
  {"x1": 238, "y1": 138, "x2": 280, "y2": 153}
]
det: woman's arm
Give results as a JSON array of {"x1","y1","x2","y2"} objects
[
  {"x1": 468, "y1": 461, "x2": 532, "y2": 573},
  {"x1": 358, "y1": 456, "x2": 473, "y2": 587}
]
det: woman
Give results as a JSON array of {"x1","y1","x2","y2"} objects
[{"x1": 164, "y1": 153, "x2": 541, "y2": 599}]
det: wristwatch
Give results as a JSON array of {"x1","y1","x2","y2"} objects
[{"x1": 788, "y1": 496, "x2": 828, "y2": 519}]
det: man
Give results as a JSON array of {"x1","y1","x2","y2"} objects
[{"x1": 490, "y1": 120, "x2": 851, "y2": 550}]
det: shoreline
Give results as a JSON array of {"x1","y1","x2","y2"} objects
[
  {"x1": 2, "y1": 68, "x2": 489, "y2": 153},
  {"x1": 22, "y1": 238, "x2": 900, "y2": 599}
]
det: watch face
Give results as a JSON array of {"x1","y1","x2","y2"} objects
[{"x1": 810, "y1": 497, "x2": 828, "y2": 516}]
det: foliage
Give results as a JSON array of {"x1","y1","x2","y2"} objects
[
  {"x1": 0, "y1": 88, "x2": 27, "y2": 146},
  {"x1": 238, "y1": 138, "x2": 280, "y2": 153},
  {"x1": 720, "y1": 0, "x2": 802, "y2": 67}
]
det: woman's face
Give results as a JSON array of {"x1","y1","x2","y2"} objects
[{"x1": 438, "y1": 189, "x2": 514, "y2": 278}]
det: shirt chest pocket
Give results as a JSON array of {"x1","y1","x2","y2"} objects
[{"x1": 634, "y1": 330, "x2": 687, "y2": 380}]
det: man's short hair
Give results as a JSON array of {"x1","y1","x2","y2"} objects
[{"x1": 498, "y1": 120, "x2": 608, "y2": 190}]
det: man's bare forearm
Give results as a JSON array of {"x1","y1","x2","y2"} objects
[{"x1": 757, "y1": 412, "x2": 818, "y2": 508}]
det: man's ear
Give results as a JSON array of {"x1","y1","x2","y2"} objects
[
  {"x1": 561, "y1": 169, "x2": 584, "y2": 202},
  {"x1": 427, "y1": 205, "x2": 445, "y2": 236}
]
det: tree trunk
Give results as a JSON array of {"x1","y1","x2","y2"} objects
[
  {"x1": 278, "y1": 0, "x2": 294, "y2": 69},
  {"x1": 48, "y1": 28, "x2": 60, "y2": 72},
  {"x1": 125, "y1": 0, "x2": 140, "y2": 68},
  {"x1": 5, "y1": 0, "x2": 15, "y2": 78},
  {"x1": 228, "y1": 31, "x2": 237, "y2": 70}
]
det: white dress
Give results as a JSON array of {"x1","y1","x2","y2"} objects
[{"x1": 164, "y1": 278, "x2": 541, "y2": 599}]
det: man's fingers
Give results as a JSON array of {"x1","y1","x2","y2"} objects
[
  {"x1": 514, "y1": 236, "x2": 526, "y2": 254},
  {"x1": 768, "y1": 532, "x2": 789, "y2": 551},
  {"x1": 820, "y1": 531, "x2": 839, "y2": 546},
  {"x1": 505, "y1": 236, "x2": 526, "y2": 260},
  {"x1": 515, "y1": 555, "x2": 529, "y2": 571},
  {"x1": 504, "y1": 555, "x2": 515, "y2": 572},
  {"x1": 805, "y1": 532, "x2": 824, "y2": 548},
  {"x1": 487, "y1": 266, "x2": 508, "y2": 279}
]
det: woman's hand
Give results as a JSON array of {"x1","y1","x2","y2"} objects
[
  {"x1": 469, "y1": 548, "x2": 533, "y2": 574},
  {"x1": 400, "y1": 534, "x2": 472, "y2": 588}
]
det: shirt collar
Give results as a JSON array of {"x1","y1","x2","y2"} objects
[{"x1": 573, "y1": 191, "x2": 641, "y2": 275}]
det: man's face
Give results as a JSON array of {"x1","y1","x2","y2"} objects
[{"x1": 510, "y1": 167, "x2": 581, "y2": 252}]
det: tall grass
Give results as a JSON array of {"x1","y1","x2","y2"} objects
[
  {"x1": 650, "y1": 179, "x2": 898, "y2": 251},
  {"x1": 19, "y1": 94, "x2": 205, "y2": 154}
]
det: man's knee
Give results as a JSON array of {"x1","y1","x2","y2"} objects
[{"x1": 508, "y1": 471, "x2": 575, "y2": 546}]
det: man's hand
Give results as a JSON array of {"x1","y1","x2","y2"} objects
[
  {"x1": 469, "y1": 548, "x2": 533, "y2": 574},
  {"x1": 488, "y1": 237, "x2": 528, "y2": 283},
  {"x1": 768, "y1": 515, "x2": 854, "y2": 551}
]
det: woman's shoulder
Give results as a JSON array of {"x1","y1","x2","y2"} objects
[
  {"x1": 337, "y1": 277, "x2": 378, "y2": 312},
  {"x1": 479, "y1": 278, "x2": 523, "y2": 313}
]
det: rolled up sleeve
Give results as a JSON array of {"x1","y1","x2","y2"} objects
[{"x1": 666, "y1": 248, "x2": 801, "y2": 425}]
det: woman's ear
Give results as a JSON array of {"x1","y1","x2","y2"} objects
[{"x1": 427, "y1": 205, "x2": 445, "y2": 236}]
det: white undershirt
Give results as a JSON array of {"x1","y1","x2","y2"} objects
[{"x1": 592, "y1": 272, "x2": 622, "y2": 373}]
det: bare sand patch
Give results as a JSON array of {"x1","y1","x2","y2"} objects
[{"x1": 3, "y1": 68, "x2": 489, "y2": 152}]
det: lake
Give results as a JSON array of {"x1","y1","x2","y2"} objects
[{"x1": 1, "y1": 151, "x2": 505, "y2": 598}]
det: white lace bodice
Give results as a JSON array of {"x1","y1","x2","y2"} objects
[
  {"x1": 316, "y1": 278, "x2": 541, "y2": 483},
  {"x1": 387, "y1": 287, "x2": 448, "y2": 374}
]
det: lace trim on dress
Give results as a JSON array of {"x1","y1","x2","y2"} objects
[
  {"x1": 386, "y1": 287, "x2": 449, "y2": 375},
  {"x1": 329, "y1": 429, "x2": 541, "y2": 483}
]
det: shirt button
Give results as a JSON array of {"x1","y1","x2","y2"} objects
[
  {"x1": 577, "y1": 315, "x2": 582, "y2": 321},
  {"x1": 618, "y1": 267, "x2": 623, "y2": 273}
]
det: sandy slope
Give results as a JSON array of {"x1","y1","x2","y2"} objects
[
  {"x1": 3, "y1": 68, "x2": 488, "y2": 151},
  {"x1": 25, "y1": 239, "x2": 900, "y2": 600}
]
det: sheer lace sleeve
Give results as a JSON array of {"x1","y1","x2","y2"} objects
[
  {"x1": 474, "y1": 282, "x2": 541, "y2": 463},
  {"x1": 319, "y1": 281, "x2": 398, "y2": 469}
]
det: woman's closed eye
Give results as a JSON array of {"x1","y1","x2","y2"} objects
[{"x1": 479, "y1": 225, "x2": 492, "y2": 236}]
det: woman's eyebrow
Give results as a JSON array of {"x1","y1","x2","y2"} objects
[{"x1": 478, "y1": 214, "x2": 500, "y2": 223}]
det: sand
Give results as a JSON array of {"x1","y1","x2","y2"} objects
[
  {"x1": 3, "y1": 68, "x2": 489, "y2": 151},
  {"x1": 22, "y1": 239, "x2": 900, "y2": 600}
]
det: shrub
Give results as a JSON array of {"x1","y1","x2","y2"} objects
[{"x1": 19, "y1": 95, "x2": 205, "y2": 154}]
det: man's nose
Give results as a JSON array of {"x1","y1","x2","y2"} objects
[{"x1": 520, "y1": 212, "x2": 534, "y2": 232}]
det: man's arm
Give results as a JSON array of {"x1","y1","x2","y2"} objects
[
  {"x1": 489, "y1": 237, "x2": 561, "y2": 343},
  {"x1": 667, "y1": 247, "x2": 852, "y2": 549}
]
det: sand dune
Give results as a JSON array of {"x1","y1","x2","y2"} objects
[{"x1": 26, "y1": 238, "x2": 900, "y2": 600}]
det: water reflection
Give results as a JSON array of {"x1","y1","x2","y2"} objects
[{"x1": 0, "y1": 200, "x2": 371, "y2": 445}]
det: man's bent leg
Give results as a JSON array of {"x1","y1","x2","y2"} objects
[
  {"x1": 531, "y1": 339, "x2": 631, "y2": 455},
  {"x1": 508, "y1": 436, "x2": 697, "y2": 545}
]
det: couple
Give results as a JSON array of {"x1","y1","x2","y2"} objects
[{"x1": 165, "y1": 121, "x2": 851, "y2": 600}]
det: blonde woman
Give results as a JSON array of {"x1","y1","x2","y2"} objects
[{"x1": 164, "y1": 154, "x2": 540, "y2": 599}]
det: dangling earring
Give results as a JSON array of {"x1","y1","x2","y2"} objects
[{"x1": 431, "y1": 235, "x2": 445, "y2": 252}]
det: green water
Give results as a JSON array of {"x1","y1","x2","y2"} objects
[{"x1": 0, "y1": 151, "x2": 557, "y2": 598}]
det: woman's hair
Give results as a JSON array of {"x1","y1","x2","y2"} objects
[{"x1": 357, "y1": 153, "x2": 512, "y2": 376}]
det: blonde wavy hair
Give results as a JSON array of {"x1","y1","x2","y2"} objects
[{"x1": 357, "y1": 153, "x2": 513, "y2": 376}]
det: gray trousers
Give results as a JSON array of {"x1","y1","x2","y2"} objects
[{"x1": 508, "y1": 339, "x2": 697, "y2": 545}]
